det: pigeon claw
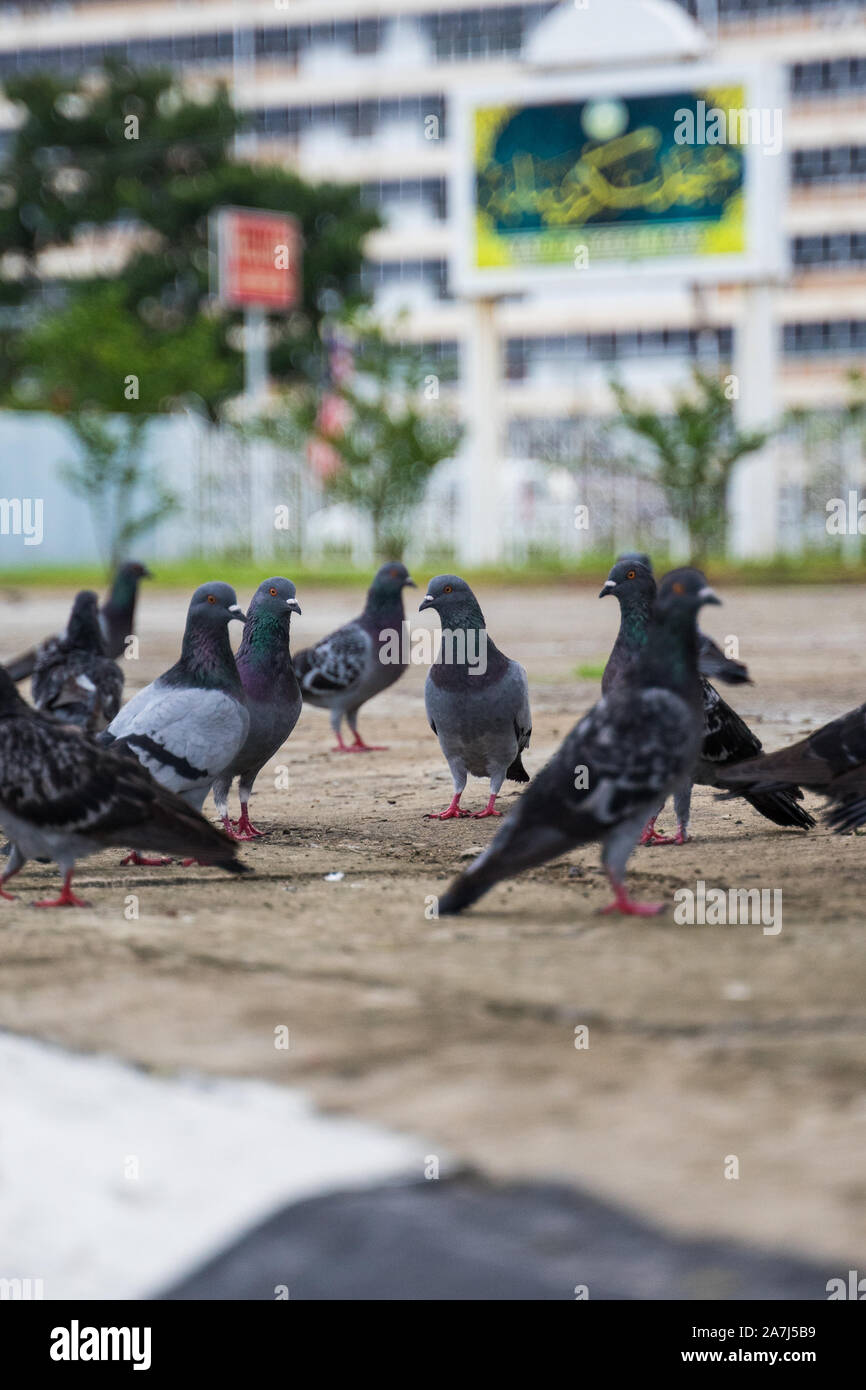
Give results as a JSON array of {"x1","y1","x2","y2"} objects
[
  {"x1": 472, "y1": 796, "x2": 502, "y2": 818},
  {"x1": 643, "y1": 826, "x2": 688, "y2": 846},
  {"x1": 32, "y1": 873, "x2": 89, "y2": 909},
  {"x1": 0, "y1": 885, "x2": 17, "y2": 902},
  {"x1": 425, "y1": 797, "x2": 471, "y2": 820},
  {"x1": 121, "y1": 852, "x2": 173, "y2": 867},
  {"x1": 602, "y1": 875, "x2": 665, "y2": 916},
  {"x1": 601, "y1": 896, "x2": 665, "y2": 917},
  {"x1": 234, "y1": 808, "x2": 265, "y2": 839},
  {"x1": 333, "y1": 733, "x2": 388, "y2": 753}
]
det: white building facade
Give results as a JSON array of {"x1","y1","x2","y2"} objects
[{"x1": 0, "y1": 0, "x2": 865, "y2": 565}]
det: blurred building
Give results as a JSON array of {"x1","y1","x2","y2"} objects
[{"x1": 0, "y1": 1, "x2": 865, "y2": 564}]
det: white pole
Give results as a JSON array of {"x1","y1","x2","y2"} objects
[
  {"x1": 460, "y1": 296, "x2": 503, "y2": 567},
  {"x1": 243, "y1": 307, "x2": 268, "y2": 404},
  {"x1": 728, "y1": 283, "x2": 779, "y2": 559}
]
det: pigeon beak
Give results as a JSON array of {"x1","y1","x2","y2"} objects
[
  {"x1": 141, "y1": 566, "x2": 154, "y2": 579},
  {"x1": 404, "y1": 577, "x2": 417, "y2": 588},
  {"x1": 598, "y1": 579, "x2": 616, "y2": 598},
  {"x1": 698, "y1": 586, "x2": 721, "y2": 607},
  {"x1": 228, "y1": 604, "x2": 246, "y2": 621},
  {"x1": 418, "y1": 594, "x2": 435, "y2": 612},
  {"x1": 286, "y1": 599, "x2": 302, "y2": 615}
]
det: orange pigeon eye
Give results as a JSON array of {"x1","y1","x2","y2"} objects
[
  {"x1": 672, "y1": 582, "x2": 684, "y2": 595},
  {"x1": 627, "y1": 569, "x2": 636, "y2": 579},
  {"x1": 443, "y1": 584, "x2": 453, "y2": 594},
  {"x1": 207, "y1": 595, "x2": 216, "y2": 604},
  {"x1": 269, "y1": 587, "x2": 278, "y2": 596}
]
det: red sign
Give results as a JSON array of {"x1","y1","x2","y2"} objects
[{"x1": 214, "y1": 206, "x2": 302, "y2": 310}]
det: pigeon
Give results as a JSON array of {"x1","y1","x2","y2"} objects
[
  {"x1": 212, "y1": 578, "x2": 303, "y2": 840},
  {"x1": 599, "y1": 555, "x2": 813, "y2": 843},
  {"x1": 0, "y1": 668, "x2": 245, "y2": 907},
  {"x1": 601, "y1": 554, "x2": 749, "y2": 690},
  {"x1": 419, "y1": 574, "x2": 531, "y2": 818},
  {"x1": 717, "y1": 701, "x2": 866, "y2": 833},
  {"x1": 4, "y1": 560, "x2": 151, "y2": 681},
  {"x1": 31, "y1": 590, "x2": 124, "y2": 733},
  {"x1": 293, "y1": 561, "x2": 416, "y2": 751},
  {"x1": 438, "y1": 568, "x2": 718, "y2": 918},
  {"x1": 101, "y1": 582, "x2": 249, "y2": 863}
]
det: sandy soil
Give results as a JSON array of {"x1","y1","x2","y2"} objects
[{"x1": 1, "y1": 579, "x2": 864, "y2": 1271}]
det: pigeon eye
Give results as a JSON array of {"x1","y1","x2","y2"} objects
[
  {"x1": 626, "y1": 570, "x2": 636, "y2": 579},
  {"x1": 672, "y1": 582, "x2": 684, "y2": 595},
  {"x1": 269, "y1": 587, "x2": 278, "y2": 596},
  {"x1": 443, "y1": 585, "x2": 453, "y2": 594},
  {"x1": 207, "y1": 595, "x2": 216, "y2": 604}
]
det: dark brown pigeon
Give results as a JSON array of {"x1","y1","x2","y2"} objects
[
  {"x1": 0, "y1": 667, "x2": 247, "y2": 908},
  {"x1": 4, "y1": 561, "x2": 151, "y2": 682}
]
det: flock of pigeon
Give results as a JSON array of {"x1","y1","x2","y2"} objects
[{"x1": 0, "y1": 553, "x2": 863, "y2": 914}]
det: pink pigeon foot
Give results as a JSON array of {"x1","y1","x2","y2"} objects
[
  {"x1": 348, "y1": 733, "x2": 388, "y2": 752},
  {"x1": 472, "y1": 795, "x2": 502, "y2": 819},
  {"x1": 228, "y1": 808, "x2": 265, "y2": 840},
  {"x1": 0, "y1": 883, "x2": 17, "y2": 901},
  {"x1": 33, "y1": 871, "x2": 89, "y2": 908},
  {"x1": 642, "y1": 824, "x2": 688, "y2": 846},
  {"x1": 600, "y1": 874, "x2": 664, "y2": 917},
  {"x1": 425, "y1": 795, "x2": 471, "y2": 820}
]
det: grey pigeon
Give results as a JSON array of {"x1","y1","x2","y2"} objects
[
  {"x1": 101, "y1": 582, "x2": 248, "y2": 863},
  {"x1": 293, "y1": 562, "x2": 416, "y2": 751},
  {"x1": 5, "y1": 560, "x2": 151, "y2": 681},
  {"x1": 600, "y1": 555, "x2": 813, "y2": 843},
  {"x1": 717, "y1": 701, "x2": 866, "y2": 833},
  {"x1": 419, "y1": 575, "x2": 531, "y2": 818},
  {"x1": 0, "y1": 668, "x2": 245, "y2": 908},
  {"x1": 601, "y1": 554, "x2": 749, "y2": 689},
  {"x1": 438, "y1": 569, "x2": 718, "y2": 917},
  {"x1": 32, "y1": 590, "x2": 124, "y2": 733},
  {"x1": 212, "y1": 577, "x2": 303, "y2": 840}
]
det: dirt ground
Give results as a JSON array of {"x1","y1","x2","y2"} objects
[{"x1": 1, "y1": 579, "x2": 864, "y2": 1272}]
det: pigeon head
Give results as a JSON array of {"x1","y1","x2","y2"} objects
[
  {"x1": 187, "y1": 582, "x2": 246, "y2": 627},
  {"x1": 419, "y1": 575, "x2": 485, "y2": 628},
  {"x1": 599, "y1": 558, "x2": 656, "y2": 602},
  {"x1": 364, "y1": 562, "x2": 416, "y2": 621},
  {"x1": 656, "y1": 567, "x2": 721, "y2": 615},
  {"x1": 120, "y1": 561, "x2": 153, "y2": 581},
  {"x1": 615, "y1": 551, "x2": 653, "y2": 573},
  {"x1": 248, "y1": 577, "x2": 302, "y2": 621},
  {"x1": 369, "y1": 562, "x2": 416, "y2": 598},
  {"x1": 108, "y1": 561, "x2": 153, "y2": 608},
  {"x1": 65, "y1": 590, "x2": 106, "y2": 653}
]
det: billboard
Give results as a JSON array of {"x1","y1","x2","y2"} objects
[
  {"x1": 452, "y1": 64, "x2": 787, "y2": 294},
  {"x1": 212, "y1": 206, "x2": 302, "y2": 311}
]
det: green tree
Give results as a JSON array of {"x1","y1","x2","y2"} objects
[
  {"x1": 0, "y1": 63, "x2": 378, "y2": 409},
  {"x1": 261, "y1": 313, "x2": 462, "y2": 560},
  {"x1": 0, "y1": 63, "x2": 378, "y2": 565},
  {"x1": 611, "y1": 370, "x2": 771, "y2": 560},
  {"x1": 60, "y1": 411, "x2": 177, "y2": 570}
]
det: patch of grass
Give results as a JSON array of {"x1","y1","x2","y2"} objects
[
  {"x1": 3, "y1": 546, "x2": 866, "y2": 590},
  {"x1": 575, "y1": 662, "x2": 606, "y2": 681}
]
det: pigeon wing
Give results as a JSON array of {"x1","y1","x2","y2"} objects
[
  {"x1": 107, "y1": 686, "x2": 248, "y2": 793},
  {"x1": 296, "y1": 624, "x2": 370, "y2": 698}
]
